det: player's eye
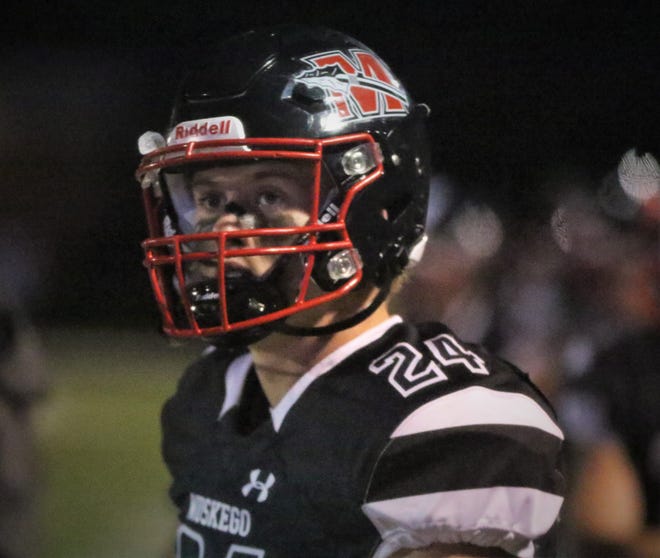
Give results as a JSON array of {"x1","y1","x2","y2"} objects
[
  {"x1": 256, "y1": 190, "x2": 284, "y2": 208},
  {"x1": 195, "y1": 191, "x2": 225, "y2": 211}
]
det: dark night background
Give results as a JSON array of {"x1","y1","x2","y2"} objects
[{"x1": 2, "y1": 0, "x2": 658, "y2": 328}]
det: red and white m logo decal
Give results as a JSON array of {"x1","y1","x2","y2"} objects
[{"x1": 294, "y1": 49, "x2": 409, "y2": 121}]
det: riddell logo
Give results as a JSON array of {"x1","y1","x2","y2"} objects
[
  {"x1": 175, "y1": 119, "x2": 232, "y2": 140},
  {"x1": 294, "y1": 49, "x2": 409, "y2": 122},
  {"x1": 167, "y1": 116, "x2": 247, "y2": 146}
]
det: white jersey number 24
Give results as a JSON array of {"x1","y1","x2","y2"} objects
[{"x1": 369, "y1": 333, "x2": 489, "y2": 397}]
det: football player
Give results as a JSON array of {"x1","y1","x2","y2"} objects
[{"x1": 136, "y1": 25, "x2": 565, "y2": 558}]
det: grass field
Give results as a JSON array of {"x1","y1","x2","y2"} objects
[{"x1": 34, "y1": 328, "x2": 204, "y2": 558}]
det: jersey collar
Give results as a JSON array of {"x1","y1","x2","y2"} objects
[{"x1": 219, "y1": 315, "x2": 404, "y2": 431}]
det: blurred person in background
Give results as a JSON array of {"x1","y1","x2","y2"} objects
[
  {"x1": 0, "y1": 299, "x2": 48, "y2": 558},
  {"x1": 393, "y1": 176, "x2": 502, "y2": 346},
  {"x1": 396, "y1": 177, "x2": 568, "y2": 402},
  {"x1": 558, "y1": 149, "x2": 660, "y2": 558},
  {"x1": 488, "y1": 225, "x2": 569, "y2": 404}
]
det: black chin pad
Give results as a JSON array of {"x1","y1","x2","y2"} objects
[{"x1": 186, "y1": 272, "x2": 287, "y2": 329}]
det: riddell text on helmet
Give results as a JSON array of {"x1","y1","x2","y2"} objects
[
  {"x1": 168, "y1": 116, "x2": 247, "y2": 145},
  {"x1": 175, "y1": 120, "x2": 231, "y2": 139}
]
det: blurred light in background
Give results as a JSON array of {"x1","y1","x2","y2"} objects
[
  {"x1": 617, "y1": 149, "x2": 660, "y2": 203},
  {"x1": 449, "y1": 203, "x2": 503, "y2": 259}
]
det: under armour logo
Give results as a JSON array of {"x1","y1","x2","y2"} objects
[{"x1": 241, "y1": 469, "x2": 276, "y2": 503}]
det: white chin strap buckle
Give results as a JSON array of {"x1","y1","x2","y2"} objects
[{"x1": 407, "y1": 233, "x2": 428, "y2": 268}]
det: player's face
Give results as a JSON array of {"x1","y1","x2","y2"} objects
[{"x1": 187, "y1": 160, "x2": 314, "y2": 279}]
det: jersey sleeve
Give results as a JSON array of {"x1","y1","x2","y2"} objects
[{"x1": 361, "y1": 386, "x2": 565, "y2": 558}]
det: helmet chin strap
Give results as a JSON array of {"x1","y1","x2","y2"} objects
[{"x1": 275, "y1": 281, "x2": 391, "y2": 337}]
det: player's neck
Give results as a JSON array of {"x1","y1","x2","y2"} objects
[{"x1": 249, "y1": 302, "x2": 392, "y2": 407}]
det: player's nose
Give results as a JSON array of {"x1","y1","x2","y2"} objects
[
  {"x1": 212, "y1": 201, "x2": 249, "y2": 231},
  {"x1": 224, "y1": 201, "x2": 246, "y2": 217}
]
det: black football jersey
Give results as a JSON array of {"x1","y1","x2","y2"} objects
[{"x1": 161, "y1": 317, "x2": 565, "y2": 558}]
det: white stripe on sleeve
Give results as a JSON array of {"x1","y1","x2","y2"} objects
[
  {"x1": 391, "y1": 386, "x2": 564, "y2": 440},
  {"x1": 363, "y1": 486, "x2": 563, "y2": 558}
]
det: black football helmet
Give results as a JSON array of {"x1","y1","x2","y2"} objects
[{"x1": 136, "y1": 25, "x2": 430, "y2": 342}]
